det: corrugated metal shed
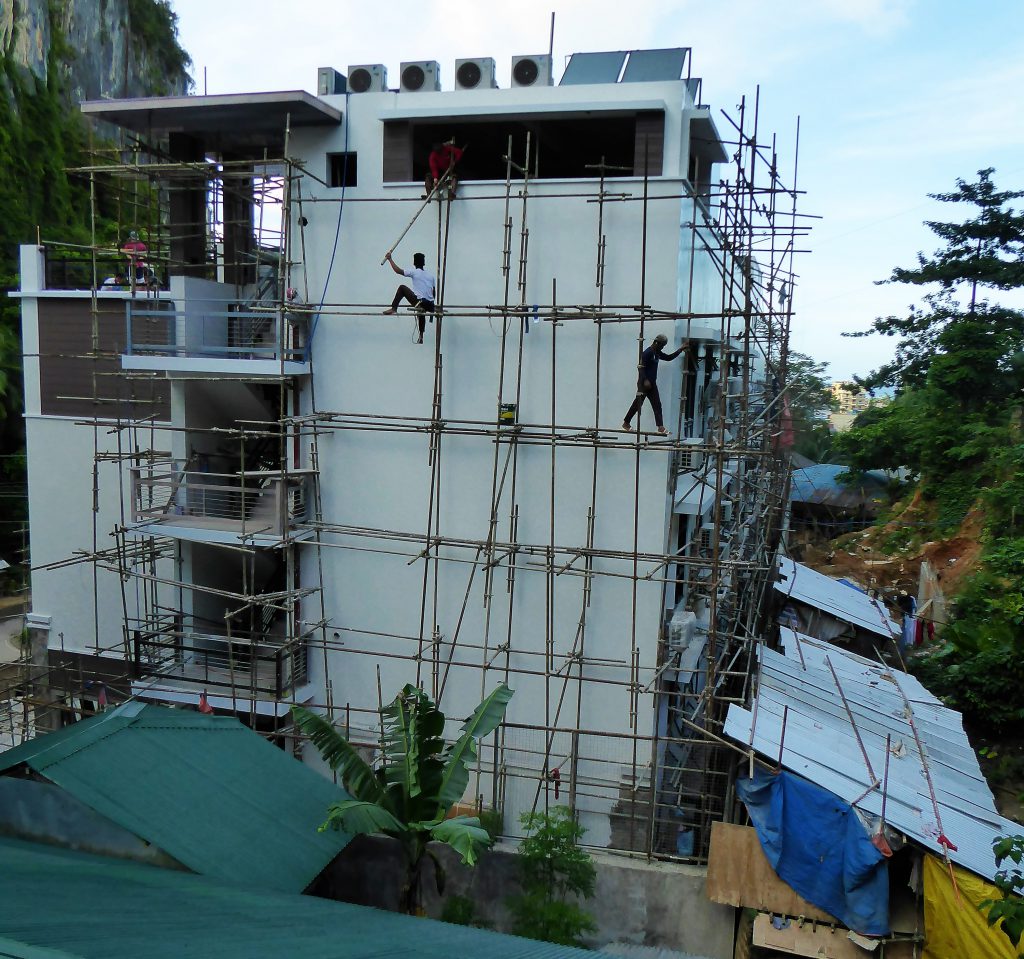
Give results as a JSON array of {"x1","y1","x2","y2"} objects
[
  {"x1": 0, "y1": 837, "x2": 597, "y2": 959},
  {"x1": 0, "y1": 702, "x2": 351, "y2": 892},
  {"x1": 725, "y1": 628, "x2": 1019, "y2": 882},
  {"x1": 789, "y1": 464, "x2": 888, "y2": 510},
  {"x1": 774, "y1": 556, "x2": 898, "y2": 638}
]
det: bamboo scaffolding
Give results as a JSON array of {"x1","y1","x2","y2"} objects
[{"x1": 7, "y1": 84, "x2": 805, "y2": 864}]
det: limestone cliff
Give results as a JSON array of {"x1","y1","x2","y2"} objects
[{"x1": 1, "y1": 0, "x2": 190, "y2": 103}]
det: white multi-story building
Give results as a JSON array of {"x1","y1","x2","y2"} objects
[
  {"x1": 829, "y1": 380, "x2": 889, "y2": 432},
  {"x1": 16, "y1": 48, "x2": 795, "y2": 861}
]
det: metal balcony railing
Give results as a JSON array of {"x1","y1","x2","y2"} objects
[
  {"x1": 130, "y1": 461, "x2": 312, "y2": 539},
  {"x1": 41, "y1": 249, "x2": 169, "y2": 292},
  {"x1": 131, "y1": 616, "x2": 311, "y2": 698},
  {"x1": 125, "y1": 303, "x2": 306, "y2": 364}
]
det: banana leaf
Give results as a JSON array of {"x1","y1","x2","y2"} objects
[
  {"x1": 291, "y1": 705, "x2": 387, "y2": 806},
  {"x1": 427, "y1": 815, "x2": 492, "y2": 866},
  {"x1": 380, "y1": 685, "x2": 445, "y2": 803},
  {"x1": 327, "y1": 798, "x2": 407, "y2": 837},
  {"x1": 435, "y1": 683, "x2": 514, "y2": 815}
]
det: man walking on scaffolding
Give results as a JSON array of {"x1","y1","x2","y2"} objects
[
  {"x1": 622, "y1": 333, "x2": 684, "y2": 435},
  {"x1": 383, "y1": 251, "x2": 436, "y2": 344}
]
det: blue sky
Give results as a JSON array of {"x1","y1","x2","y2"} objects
[{"x1": 168, "y1": 0, "x2": 1024, "y2": 380}]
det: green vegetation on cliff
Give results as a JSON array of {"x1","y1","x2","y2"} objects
[
  {"x1": 125, "y1": 0, "x2": 192, "y2": 93},
  {"x1": 0, "y1": 0, "x2": 190, "y2": 570},
  {"x1": 837, "y1": 169, "x2": 1024, "y2": 735}
]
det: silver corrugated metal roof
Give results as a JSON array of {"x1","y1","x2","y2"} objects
[
  {"x1": 726, "y1": 631, "x2": 1019, "y2": 881},
  {"x1": 774, "y1": 556, "x2": 899, "y2": 638}
]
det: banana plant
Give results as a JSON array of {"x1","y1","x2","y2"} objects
[{"x1": 293, "y1": 682, "x2": 513, "y2": 913}]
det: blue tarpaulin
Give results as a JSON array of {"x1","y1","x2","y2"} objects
[{"x1": 736, "y1": 767, "x2": 890, "y2": 935}]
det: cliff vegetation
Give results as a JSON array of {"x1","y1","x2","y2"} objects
[{"x1": 0, "y1": 0, "x2": 190, "y2": 575}]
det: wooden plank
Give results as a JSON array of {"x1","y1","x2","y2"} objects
[
  {"x1": 706, "y1": 821, "x2": 837, "y2": 922},
  {"x1": 754, "y1": 913, "x2": 864, "y2": 958},
  {"x1": 752, "y1": 914, "x2": 917, "y2": 959}
]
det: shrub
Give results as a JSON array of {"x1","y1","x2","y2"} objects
[{"x1": 507, "y1": 806, "x2": 596, "y2": 947}]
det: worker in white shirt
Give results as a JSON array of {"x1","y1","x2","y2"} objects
[{"x1": 383, "y1": 252, "x2": 436, "y2": 344}]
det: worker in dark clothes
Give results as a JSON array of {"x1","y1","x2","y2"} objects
[
  {"x1": 383, "y1": 252, "x2": 436, "y2": 344},
  {"x1": 621, "y1": 333, "x2": 684, "y2": 436},
  {"x1": 425, "y1": 139, "x2": 463, "y2": 200}
]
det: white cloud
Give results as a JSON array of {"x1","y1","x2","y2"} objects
[{"x1": 166, "y1": 0, "x2": 1024, "y2": 378}]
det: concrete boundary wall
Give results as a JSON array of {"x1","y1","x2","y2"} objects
[{"x1": 316, "y1": 836, "x2": 734, "y2": 959}]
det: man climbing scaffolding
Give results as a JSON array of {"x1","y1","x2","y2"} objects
[
  {"x1": 383, "y1": 252, "x2": 436, "y2": 344},
  {"x1": 425, "y1": 139, "x2": 463, "y2": 200},
  {"x1": 622, "y1": 333, "x2": 684, "y2": 436}
]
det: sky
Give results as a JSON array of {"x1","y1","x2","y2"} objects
[{"x1": 168, "y1": 0, "x2": 1024, "y2": 381}]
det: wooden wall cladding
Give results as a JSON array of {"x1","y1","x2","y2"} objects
[
  {"x1": 634, "y1": 111, "x2": 665, "y2": 176},
  {"x1": 37, "y1": 299, "x2": 170, "y2": 421}
]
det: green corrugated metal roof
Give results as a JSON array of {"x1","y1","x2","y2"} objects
[
  {"x1": 0, "y1": 838, "x2": 596, "y2": 959},
  {"x1": 0, "y1": 703, "x2": 351, "y2": 892}
]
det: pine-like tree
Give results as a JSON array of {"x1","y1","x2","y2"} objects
[{"x1": 848, "y1": 168, "x2": 1024, "y2": 409}]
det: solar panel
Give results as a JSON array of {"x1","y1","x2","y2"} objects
[
  {"x1": 558, "y1": 51, "x2": 627, "y2": 86},
  {"x1": 621, "y1": 48, "x2": 689, "y2": 83}
]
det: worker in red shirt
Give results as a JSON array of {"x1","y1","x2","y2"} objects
[
  {"x1": 121, "y1": 230, "x2": 150, "y2": 296},
  {"x1": 425, "y1": 139, "x2": 463, "y2": 200}
]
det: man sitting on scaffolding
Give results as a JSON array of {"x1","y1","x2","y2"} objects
[
  {"x1": 383, "y1": 251, "x2": 436, "y2": 345},
  {"x1": 424, "y1": 139, "x2": 463, "y2": 200}
]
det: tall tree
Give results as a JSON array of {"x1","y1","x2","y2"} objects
[
  {"x1": 847, "y1": 168, "x2": 1024, "y2": 404},
  {"x1": 785, "y1": 351, "x2": 836, "y2": 462}
]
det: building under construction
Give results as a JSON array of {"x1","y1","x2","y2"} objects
[{"x1": 12, "y1": 47, "x2": 803, "y2": 866}]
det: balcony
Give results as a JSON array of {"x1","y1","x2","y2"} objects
[
  {"x1": 129, "y1": 461, "x2": 316, "y2": 546},
  {"x1": 130, "y1": 614, "x2": 311, "y2": 701},
  {"x1": 122, "y1": 302, "x2": 310, "y2": 376}
]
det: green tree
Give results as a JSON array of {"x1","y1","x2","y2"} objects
[
  {"x1": 507, "y1": 806, "x2": 597, "y2": 947},
  {"x1": 292, "y1": 682, "x2": 513, "y2": 914},
  {"x1": 783, "y1": 351, "x2": 837, "y2": 462},
  {"x1": 838, "y1": 169, "x2": 1024, "y2": 505},
  {"x1": 982, "y1": 834, "x2": 1024, "y2": 947},
  {"x1": 838, "y1": 168, "x2": 1024, "y2": 736},
  {"x1": 848, "y1": 168, "x2": 1024, "y2": 401}
]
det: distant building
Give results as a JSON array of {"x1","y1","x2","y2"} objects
[{"x1": 829, "y1": 381, "x2": 889, "y2": 432}]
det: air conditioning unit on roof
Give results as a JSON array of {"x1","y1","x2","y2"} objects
[
  {"x1": 400, "y1": 60, "x2": 441, "y2": 92},
  {"x1": 317, "y1": 67, "x2": 346, "y2": 96},
  {"x1": 511, "y1": 54, "x2": 553, "y2": 87},
  {"x1": 347, "y1": 64, "x2": 387, "y2": 93},
  {"x1": 455, "y1": 57, "x2": 497, "y2": 90}
]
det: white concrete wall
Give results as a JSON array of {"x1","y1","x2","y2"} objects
[
  {"x1": 283, "y1": 82, "x2": 735, "y2": 841},
  {"x1": 24, "y1": 414, "x2": 176, "y2": 658},
  {"x1": 19, "y1": 248, "x2": 177, "y2": 661},
  {"x1": 19, "y1": 75, "x2": 749, "y2": 846}
]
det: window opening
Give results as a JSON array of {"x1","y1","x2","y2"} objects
[
  {"x1": 383, "y1": 113, "x2": 664, "y2": 183},
  {"x1": 328, "y1": 152, "x2": 357, "y2": 188}
]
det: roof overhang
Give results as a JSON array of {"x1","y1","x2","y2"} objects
[
  {"x1": 81, "y1": 91, "x2": 342, "y2": 154},
  {"x1": 378, "y1": 98, "x2": 671, "y2": 123},
  {"x1": 689, "y1": 106, "x2": 728, "y2": 165}
]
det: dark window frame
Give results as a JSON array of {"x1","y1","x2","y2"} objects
[
  {"x1": 327, "y1": 152, "x2": 358, "y2": 188},
  {"x1": 382, "y1": 111, "x2": 665, "y2": 184}
]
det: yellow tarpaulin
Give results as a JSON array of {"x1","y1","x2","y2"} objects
[{"x1": 923, "y1": 854, "x2": 1023, "y2": 959}]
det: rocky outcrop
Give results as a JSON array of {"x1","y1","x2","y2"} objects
[
  {"x1": 0, "y1": 1, "x2": 51, "y2": 82},
  {"x1": 1, "y1": 0, "x2": 190, "y2": 102}
]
